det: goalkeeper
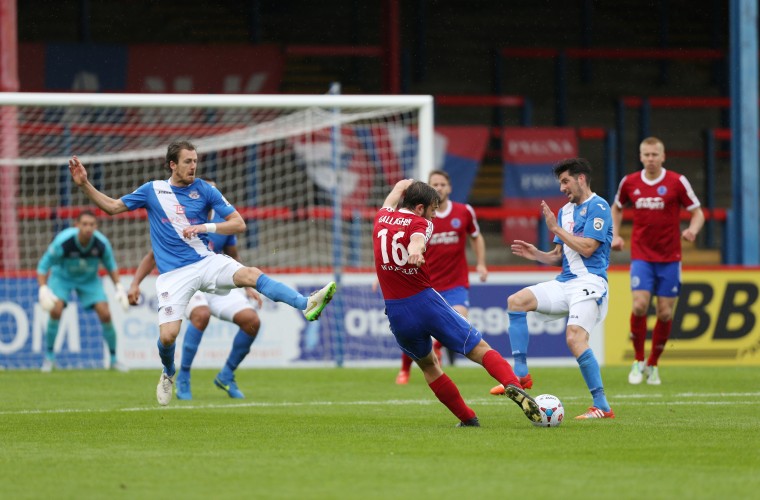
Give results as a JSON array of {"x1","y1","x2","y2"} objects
[{"x1": 37, "y1": 210, "x2": 130, "y2": 372}]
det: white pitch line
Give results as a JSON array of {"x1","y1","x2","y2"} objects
[{"x1": 0, "y1": 392, "x2": 758, "y2": 416}]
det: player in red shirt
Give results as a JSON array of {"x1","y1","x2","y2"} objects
[
  {"x1": 374, "y1": 179, "x2": 540, "y2": 427},
  {"x1": 395, "y1": 170, "x2": 488, "y2": 384},
  {"x1": 612, "y1": 137, "x2": 704, "y2": 385}
]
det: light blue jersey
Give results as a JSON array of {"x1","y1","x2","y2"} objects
[
  {"x1": 121, "y1": 179, "x2": 235, "y2": 274},
  {"x1": 553, "y1": 193, "x2": 612, "y2": 282},
  {"x1": 37, "y1": 227, "x2": 117, "y2": 284}
]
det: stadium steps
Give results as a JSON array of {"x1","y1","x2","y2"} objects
[{"x1": 468, "y1": 161, "x2": 503, "y2": 206}]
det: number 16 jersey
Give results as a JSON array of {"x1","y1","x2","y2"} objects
[{"x1": 373, "y1": 207, "x2": 434, "y2": 300}]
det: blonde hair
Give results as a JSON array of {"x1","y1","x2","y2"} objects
[{"x1": 640, "y1": 136, "x2": 665, "y2": 152}]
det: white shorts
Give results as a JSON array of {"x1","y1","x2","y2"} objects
[
  {"x1": 527, "y1": 274, "x2": 609, "y2": 335},
  {"x1": 156, "y1": 254, "x2": 244, "y2": 324},
  {"x1": 185, "y1": 288, "x2": 254, "y2": 322}
]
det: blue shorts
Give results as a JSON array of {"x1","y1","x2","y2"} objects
[
  {"x1": 630, "y1": 260, "x2": 681, "y2": 297},
  {"x1": 48, "y1": 274, "x2": 107, "y2": 309},
  {"x1": 439, "y1": 286, "x2": 470, "y2": 308},
  {"x1": 385, "y1": 288, "x2": 482, "y2": 360}
]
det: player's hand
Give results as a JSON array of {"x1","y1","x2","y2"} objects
[
  {"x1": 182, "y1": 225, "x2": 206, "y2": 239},
  {"x1": 114, "y1": 283, "x2": 130, "y2": 311},
  {"x1": 408, "y1": 252, "x2": 425, "y2": 267},
  {"x1": 38, "y1": 285, "x2": 58, "y2": 312},
  {"x1": 681, "y1": 228, "x2": 697, "y2": 242},
  {"x1": 611, "y1": 235, "x2": 625, "y2": 251},
  {"x1": 245, "y1": 287, "x2": 263, "y2": 308},
  {"x1": 540, "y1": 201, "x2": 558, "y2": 232},
  {"x1": 127, "y1": 283, "x2": 141, "y2": 306},
  {"x1": 68, "y1": 156, "x2": 88, "y2": 186},
  {"x1": 510, "y1": 239, "x2": 538, "y2": 261},
  {"x1": 371, "y1": 280, "x2": 380, "y2": 293},
  {"x1": 476, "y1": 264, "x2": 488, "y2": 282}
]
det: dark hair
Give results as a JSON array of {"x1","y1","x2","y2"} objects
[
  {"x1": 400, "y1": 181, "x2": 440, "y2": 211},
  {"x1": 428, "y1": 169, "x2": 450, "y2": 183},
  {"x1": 77, "y1": 210, "x2": 97, "y2": 222},
  {"x1": 553, "y1": 157, "x2": 593, "y2": 186},
  {"x1": 165, "y1": 140, "x2": 196, "y2": 173}
]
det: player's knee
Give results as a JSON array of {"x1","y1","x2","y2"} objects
[
  {"x1": 190, "y1": 308, "x2": 211, "y2": 330},
  {"x1": 507, "y1": 293, "x2": 529, "y2": 311},
  {"x1": 236, "y1": 311, "x2": 260, "y2": 336},
  {"x1": 233, "y1": 267, "x2": 263, "y2": 288},
  {"x1": 565, "y1": 326, "x2": 589, "y2": 355}
]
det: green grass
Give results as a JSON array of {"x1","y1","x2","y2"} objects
[{"x1": 1, "y1": 366, "x2": 758, "y2": 499}]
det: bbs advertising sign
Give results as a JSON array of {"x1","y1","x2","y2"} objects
[{"x1": 605, "y1": 269, "x2": 760, "y2": 366}]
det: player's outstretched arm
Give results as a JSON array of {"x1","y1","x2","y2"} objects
[
  {"x1": 68, "y1": 156, "x2": 128, "y2": 215},
  {"x1": 183, "y1": 211, "x2": 246, "y2": 239},
  {"x1": 382, "y1": 179, "x2": 414, "y2": 209}
]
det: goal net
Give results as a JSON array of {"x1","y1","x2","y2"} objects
[{"x1": 0, "y1": 92, "x2": 433, "y2": 369}]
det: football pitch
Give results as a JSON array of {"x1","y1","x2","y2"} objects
[{"x1": 1, "y1": 365, "x2": 757, "y2": 499}]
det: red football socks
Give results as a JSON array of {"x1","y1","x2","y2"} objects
[
  {"x1": 630, "y1": 313, "x2": 647, "y2": 361},
  {"x1": 428, "y1": 374, "x2": 476, "y2": 422},
  {"x1": 648, "y1": 319, "x2": 672, "y2": 366},
  {"x1": 481, "y1": 349, "x2": 520, "y2": 388}
]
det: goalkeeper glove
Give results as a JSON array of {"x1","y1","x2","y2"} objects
[
  {"x1": 38, "y1": 285, "x2": 59, "y2": 312},
  {"x1": 115, "y1": 283, "x2": 130, "y2": 311}
]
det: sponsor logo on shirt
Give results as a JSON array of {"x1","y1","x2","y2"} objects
[
  {"x1": 157, "y1": 190, "x2": 172, "y2": 195},
  {"x1": 175, "y1": 205, "x2": 185, "y2": 214},
  {"x1": 634, "y1": 197, "x2": 665, "y2": 210},
  {"x1": 428, "y1": 231, "x2": 459, "y2": 245}
]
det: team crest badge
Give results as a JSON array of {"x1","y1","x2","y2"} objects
[
  {"x1": 189, "y1": 191, "x2": 200, "y2": 199},
  {"x1": 164, "y1": 306, "x2": 173, "y2": 316},
  {"x1": 580, "y1": 208, "x2": 587, "y2": 216},
  {"x1": 161, "y1": 292, "x2": 169, "y2": 299},
  {"x1": 451, "y1": 218, "x2": 461, "y2": 229},
  {"x1": 657, "y1": 186, "x2": 667, "y2": 195},
  {"x1": 593, "y1": 217, "x2": 604, "y2": 230}
]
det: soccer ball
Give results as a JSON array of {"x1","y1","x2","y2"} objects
[{"x1": 532, "y1": 394, "x2": 564, "y2": 428}]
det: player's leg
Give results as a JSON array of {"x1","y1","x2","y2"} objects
[
  {"x1": 396, "y1": 353, "x2": 413, "y2": 384},
  {"x1": 491, "y1": 285, "x2": 542, "y2": 395},
  {"x1": 629, "y1": 260, "x2": 654, "y2": 384},
  {"x1": 42, "y1": 298, "x2": 66, "y2": 372},
  {"x1": 428, "y1": 291, "x2": 541, "y2": 423},
  {"x1": 645, "y1": 262, "x2": 680, "y2": 385},
  {"x1": 176, "y1": 294, "x2": 211, "y2": 400},
  {"x1": 226, "y1": 263, "x2": 335, "y2": 321},
  {"x1": 386, "y1": 291, "x2": 478, "y2": 427},
  {"x1": 214, "y1": 292, "x2": 261, "y2": 399},
  {"x1": 565, "y1": 290, "x2": 614, "y2": 420},
  {"x1": 439, "y1": 287, "x2": 471, "y2": 366},
  {"x1": 42, "y1": 276, "x2": 71, "y2": 371},
  {"x1": 79, "y1": 278, "x2": 126, "y2": 372}
]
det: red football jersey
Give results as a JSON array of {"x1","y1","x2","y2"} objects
[
  {"x1": 373, "y1": 207, "x2": 434, "y2": 300},
  {"x1": 425, "y1": 201, "x2": 480, "y2": 291},
  {"x1": 614, "y1": 168, "x2": 701, "y2": 262}
]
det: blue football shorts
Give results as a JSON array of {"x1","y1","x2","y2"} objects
[
  {"x1": 384, "y1": 288, "x2": 482, "y2": 360},
  {"x1": 439, "y1": 286, "x2": 470, "y2": 308},
  {"x1": 630, "y1": 260, "x2": 681, "y2": 297}
]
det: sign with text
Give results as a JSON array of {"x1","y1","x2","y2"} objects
[
  {"x1": 501, "y1": 128, "x2": 577, "y2": 244},
  {"x1": 605, "y1": 269, "x2": 760, "y2": 366}
]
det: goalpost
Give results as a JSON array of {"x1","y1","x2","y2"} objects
[{"x1": 0, "y1": 92, "x2": 434, "y2": 369}]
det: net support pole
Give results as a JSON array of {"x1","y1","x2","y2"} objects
[
  {"x1": 0, "y1": 0, "x2": 19, "y2": 270},
  {"x1": 729, "y1": 0, "x2": 760, "y2": 265},
  {"x1": 329, "y1": 82, "x2": 345, "y2": 367}
]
